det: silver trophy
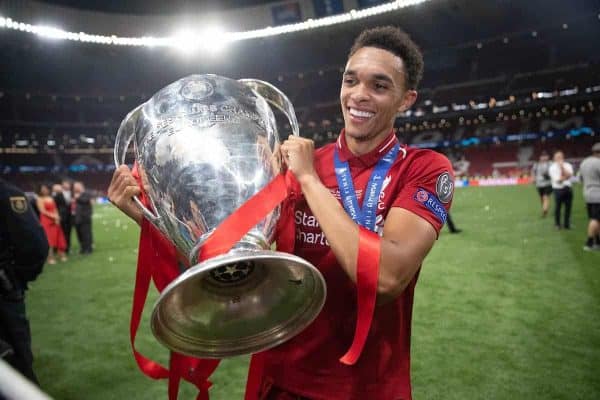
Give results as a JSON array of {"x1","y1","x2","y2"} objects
[{"x1": 114, "y1": 75, "x2": 326, "y2": 358}]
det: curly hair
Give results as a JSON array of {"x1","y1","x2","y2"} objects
[{"x1": 349, "y1": 26, "x2": 424, "y2": 90}]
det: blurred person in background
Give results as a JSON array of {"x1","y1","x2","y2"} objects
[
  {"x1": 0, "y1": 178, "x2": 49, "y2": 388},
  {"x1": 531, "y1": 151, "x2": 552, "y2": 218},
  {"x1": 446, "y1": 213, "x2": 462, "y2": 234},
  {"x1": 453, "y1": 154, "x2": 470, "y2": 178},
  {"x1": 60, "y1": 179, "x2": 73, "y2": 253},
  {"x1": 36, "y1": 184, "x2": 67, "y2": 264},
  {"x1": 579, "y1": 143, "x2": 600, "y2": 251},
  {"x1": 73, "y1": 181, "x2": 93, "y2": 254},
  {"x1": 52, "y1": 183, "x2": 72, "y2": 255},
  {"x1": 549, "y1": 151, "x2": 574, "y2": 230},
  {"x1": 26, "y1": 192, "x2": 39, "y2": 219}
]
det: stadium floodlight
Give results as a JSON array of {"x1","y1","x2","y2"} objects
[
  {"x1": 170, "y1": 26, "x2": 229, "y2": 54},
  {"x1": 197, "y1": 26, "x2": 230, "y2": 54},
  {"x1": 33, "y1": 25, "x2": 69, "y2": 40},
  {"x1": 170, "y1": 29, "x2": 202, "y2": 53},
  {"x1": 0, "y1": 0, "x2": 431, "y2": 50}
]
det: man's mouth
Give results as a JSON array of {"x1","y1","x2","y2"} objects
[{"x1": 348, "y1": 107, "x2": 375, "y2": 119}]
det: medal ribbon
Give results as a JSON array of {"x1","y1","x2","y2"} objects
[
  {"x1": 333, "y1": 144, "x2": 399, "y2": 365},
  {"x1": 333, "y1": 143, "x2": 399, "y2": 230}
]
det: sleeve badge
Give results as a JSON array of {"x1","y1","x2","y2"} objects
[
  {"x1": 10, "y1": 196, "x2": 28, "y2": 213},
  {"x1": 436, "y1": 172, "x2": 454, "y2": 203}
]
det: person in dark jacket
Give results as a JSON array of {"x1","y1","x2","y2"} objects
[
  {"x1": 72, "y1": 181, "x2": 93, "y2": 254},
  {"x1": 52, "y1": 183, "x2": 72, "y2": 254},
  {"x1": 0, "y1": 178, "x2": 49, "y2": 386}
]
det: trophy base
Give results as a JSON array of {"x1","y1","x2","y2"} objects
[{"x1": 150, "y1": 250, "x2": 326, "y2": 358}]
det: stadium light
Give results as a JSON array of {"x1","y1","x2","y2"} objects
[
  {"x1": 170, "y1": 26, "x2": 229, "y2": 55},
  {"x1": 171, "y1": 29, "x2": 202, "y2": 54},
  {"x1": 0, "y1": 0, "x2": 431, "y2": 52}
]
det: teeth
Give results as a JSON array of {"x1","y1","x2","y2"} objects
[{"x1": 349, "y1": 108, "x2": 374, "y2": 118}]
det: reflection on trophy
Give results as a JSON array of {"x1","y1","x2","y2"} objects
[{"x1": 114, "y1": 75, "x2": 326, "y2": 358}]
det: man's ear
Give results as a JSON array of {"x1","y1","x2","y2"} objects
[{"x1": 398, "y1": 90, "x2": 418, "y2": 113}]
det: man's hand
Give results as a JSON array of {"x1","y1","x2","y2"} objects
[
  {"x1": 280, "y1": 135, "x2": 318, "y2": 185},
  {"x1": 108, "y1": 165, "x2": 143, "y2": 225}
]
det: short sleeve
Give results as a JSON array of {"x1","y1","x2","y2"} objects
[{"x1": 392, "y1": 151, "x2": 454, "y2": 234}]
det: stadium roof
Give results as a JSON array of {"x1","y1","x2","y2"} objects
[{"x1": 37, "y1": 0, "x2": 283, "y2": 15}]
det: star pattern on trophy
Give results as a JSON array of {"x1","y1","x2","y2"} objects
[{"x1": 210, "y1": 261, "x2": 254, "y2": 283}]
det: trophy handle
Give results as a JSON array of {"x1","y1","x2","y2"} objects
[
  {"x1": 114, "y1": 105, "x2": 161, "y2": 224},
  {"x1": 238, "y1": 79, "x2": 300, "y2": 138}
]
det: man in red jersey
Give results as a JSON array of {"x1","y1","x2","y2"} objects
[{"x1": 109, "y1": 26, "x2": 453, "y2": 400}]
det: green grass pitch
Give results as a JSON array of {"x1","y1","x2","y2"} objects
[{"x1": 25, "y1": 184, "x2": 600, "y2": 399}]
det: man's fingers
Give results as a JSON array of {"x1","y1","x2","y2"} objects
[
  {"x1": 124, "y1": 186, "x2": 141, "y2": 198},
  {"x1": 109, "y1": 165, "x2": 132, "y2": 195},
  {"x1": 112, "y1": 185, "x2": 140, "y2": 205}
]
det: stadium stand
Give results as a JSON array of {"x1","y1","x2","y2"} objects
[{"x1": 0, "y1": 0, "x2": 598, "y2": 192}]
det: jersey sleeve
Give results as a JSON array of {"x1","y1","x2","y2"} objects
[{"x1": 392, "y1": 151, "x2": 454, "y2": 234}]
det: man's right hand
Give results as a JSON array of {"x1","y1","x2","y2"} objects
[{"x1": 108, "y1": 165, "x2": 143, "y2": 226}]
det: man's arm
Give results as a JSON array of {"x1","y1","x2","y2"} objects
[
  {"x1": 78, "y1": 191, "x2": 92, "y2": 204},
  {"x1": 299, "y1": 175, "x2": 435, "y2": 304},
  {"x1": 282, "y1": 136, "x2": 440, "y2": 305},
  {"x1": 562, "y1": 163, "x2": 574, "y2": 180}
]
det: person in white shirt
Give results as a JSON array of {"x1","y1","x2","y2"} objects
[{"x1": 548, "y1": 150, "x2": 574, "y2": 229}]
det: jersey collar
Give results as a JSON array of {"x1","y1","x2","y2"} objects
[{"x1": 336, "y1": 129, "x2": 402, "y2": 168}]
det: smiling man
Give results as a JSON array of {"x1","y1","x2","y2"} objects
[
  {"x1": 264, "y1": 26, "x2": 454, "y2": 399},
  {"x1": 108, "y1": 26, "x2": 454, "y2": 400}
]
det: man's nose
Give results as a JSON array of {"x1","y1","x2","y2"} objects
[{"x1": 350, "y1": 83, "x2": 370, "y2": 102}]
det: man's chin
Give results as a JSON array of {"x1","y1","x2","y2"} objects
[{"x1": 345, "y1": 129, "x2": 375, "y2": 142}]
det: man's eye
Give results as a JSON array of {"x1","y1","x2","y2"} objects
[
  {"x1": 375, "y1": 83, "x2": 388, "y2": 90},
  {"x1": 343, "y1": 78, "x2": 356, "y2": 85}
]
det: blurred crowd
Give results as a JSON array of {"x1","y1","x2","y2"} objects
[{"x1": 30, "y1": 179, "x2": 95, "y2": 264}]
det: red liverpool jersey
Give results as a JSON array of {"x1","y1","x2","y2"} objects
[{"x1": 261, "y1": 131, "x2": 454, "y2": 400}]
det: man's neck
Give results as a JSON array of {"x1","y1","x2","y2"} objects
[{"x1": 345, "y1": 131, "x2": 391, "y2": 156}]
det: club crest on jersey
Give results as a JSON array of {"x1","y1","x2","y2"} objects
[
  {"x1": 9, "y1": 196, "x2": 28, "y2": 213},
  {"x1": 436, "y1": 172, "x2": 454, "y2": 203},
  {"x1": 414, "y1": 189, "x2": 447, "y2": 224}
]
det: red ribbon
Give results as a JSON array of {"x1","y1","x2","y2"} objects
[
  {"x1": 130, "y1": 219, "x2": 169, "y2": 380},
  {"x1": 199, "y1": 173, "x2": 292, "y2": 260},
  {"x1": 243, "y1": 175, "x2": 298, "y2": 400},
  {"x1": 339, "y1": 227, "x2": 381, "y2": 365},
  {"x1": 130, "y1": 168, "x2": 297, "y2": 400}
]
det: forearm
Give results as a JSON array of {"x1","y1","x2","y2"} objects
[
  {"x1": 132, "y1": 210, "x2": 143, "y2": 226},
  {"x1": 304, "y1": 179, "x2": 441, "y2": 307},
  {"x1": 560, "y1": 170, "x2": 572, "y2": 180},
  {"x1": 40, "y1": 210, "x2": 54, "y2": 218}
]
